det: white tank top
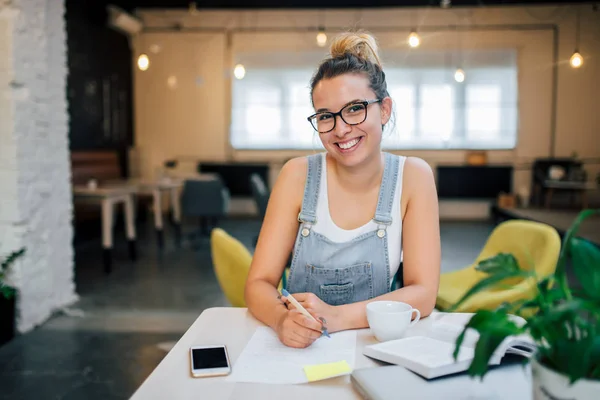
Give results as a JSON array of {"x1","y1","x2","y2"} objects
[{"x1": 311, "y1": 153, "x2": 406, "y2": 281}]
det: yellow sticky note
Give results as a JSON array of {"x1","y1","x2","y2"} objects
[{"x1": 303, "y1": 360, "x2": 352, "y2": 382}]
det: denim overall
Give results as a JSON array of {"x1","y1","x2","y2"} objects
[{"x1": 286, "y1": 152, "x2": 402, "y2": 306}]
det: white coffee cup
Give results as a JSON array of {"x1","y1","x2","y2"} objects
[{"x1": 366, "y1": 301, "x2": 421, "y2": 342}]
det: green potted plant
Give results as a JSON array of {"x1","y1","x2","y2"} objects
[
  {"x1": 448, "y1": 209, "x2": 600, "y2": 399},
  {"x1": 0, "y1": 248, "x2": 25, "y2": 347}
]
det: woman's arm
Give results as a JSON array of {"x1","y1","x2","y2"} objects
[
  {"x1": 295, "y1": 157, "x2": 441, "y2": 333},
  {"x1": 244, "y1": 158, "x2": 323, "y2": 347}
]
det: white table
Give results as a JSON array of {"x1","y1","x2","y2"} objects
[
  {"x1": 127, "y1": 179, "x2": 184, "y2": 249},
  {"x1": 130, "y1": 308, "x2": 532, "y2": 400},
  {"x1": 73, "y1": 184, "x2": 137, "y2": 273}
]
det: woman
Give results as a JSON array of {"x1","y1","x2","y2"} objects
[{"x1": 244, "y1": 31, "x2": 441, "y2": 348}]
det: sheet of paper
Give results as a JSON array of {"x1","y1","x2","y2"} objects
[{"x1": 226, "y1": 327, "x2": 357, "y2": 384}]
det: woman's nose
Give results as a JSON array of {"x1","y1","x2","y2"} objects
[{"x1": 333, "y1": 115, "x2": 352, "y2": 137}]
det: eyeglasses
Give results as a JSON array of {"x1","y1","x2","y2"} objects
[{"x1": 307, "y1": 99, "x2": 382, "y2": 134}]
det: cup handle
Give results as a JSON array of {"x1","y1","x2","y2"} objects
[{"x1": 409, "y1": 309, "x2": 421, "y2": 326}]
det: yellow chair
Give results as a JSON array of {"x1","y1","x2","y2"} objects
[
  {"x1": 210, "y1": 228, "x2": 252, "y2": 307},
  {"x1": 210, "y1": 228, "x2": 287, "y2": 307},
  {"x1": 436, "y1": 219, "x2": 561, "y2": 313}
]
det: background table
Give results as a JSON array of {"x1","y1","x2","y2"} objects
[
  {"x1": 130, "y1": 308, "x2": 533, "y2": 400},
  {"x1": 73, "y1": 184, "x2": 137, "y2": 273},
  {"x1": 128, "y1": 179, "x2": 183, "y2": 248},
  {"x1": 543, "y1": 180, "x2": 597, "y2": 209}
]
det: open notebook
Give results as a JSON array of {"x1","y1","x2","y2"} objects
[{"x1": 363, "y1": 312, "x2": 536, "y2": 379}]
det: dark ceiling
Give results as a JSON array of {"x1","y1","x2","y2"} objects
[{"x1": 98, "y1": 0, "x2": 598, "y2": 12}]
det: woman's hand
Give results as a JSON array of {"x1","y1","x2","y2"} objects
[
  {"x1": 288, "y1": 292, "x2": 342, "y2": 333},
  {"x1": 275, "y1": 308, "x2": 324, "y2": 348}
]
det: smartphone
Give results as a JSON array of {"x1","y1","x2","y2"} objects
[{"x1": 189, "y1": 345, "x2": 231, "y2": 378}]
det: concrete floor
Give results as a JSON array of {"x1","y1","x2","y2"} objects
[{"x1": 0, "y1": 217, "x2": 494, "y2": 400}]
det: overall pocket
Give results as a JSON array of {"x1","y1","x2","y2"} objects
[{"x1": 305, "y1": 262, "x2": 373, "y2": 306}]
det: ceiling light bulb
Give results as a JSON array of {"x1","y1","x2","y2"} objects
[
  {"x1": 316, "y1": 31, "x2": 327, "y2": 47},
  {"x1": 408, "y1": 32, "x2": 420, "y2": 48},
  {"x1": 234, "y1": 64, "x2": 246, "y2": 80},
  {"x1": 454, "y1": 68, "x2": 465, "y2": 83},
  {"x1": 137, "y1": 54, "x2": 149, "y2": 71},
  {"x1": 570, "y1": 51, "x2": 583, "y2": 68}
]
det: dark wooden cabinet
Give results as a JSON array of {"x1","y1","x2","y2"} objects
[
  {"x1": 436, "y1": 165, "x2": 513, "y2": 199},
  {"x1": 66, "y1": 0, "x2": 133, "y2": 152}
]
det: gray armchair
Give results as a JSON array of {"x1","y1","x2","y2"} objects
[
  {"x1": 180, "y1": 177, "x2": 230, "y2": 245},
  {"x1": 250, "y1": 173, "x2": 269, "y2": 219}
]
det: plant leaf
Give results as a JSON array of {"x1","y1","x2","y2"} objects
[
  {"x1": 475, "y1": 253, "x2": 520, "y2": 275},
  {"x1": 452, "y1": 310, "x2": 525, "y2": 378},
  {"x1": 447, "y1": 269, "x2": 535, "y2": 312},
  {"x1": 1, "y1": 248, "x2": 25, "y2": 271},
  {"x1": 570, "y1": 237, "x2": 600, "y2": 301},
  {"x1": 545, "y1": 298, "x2": 600, "y2": 324},
  {"x1": 554, "y1": 209, "x2": 600, "y2": 300},
  {"x1": 0, "y1": 285, "x2": 15, "y2": 300},
  {"x1": 547, "y1": 330, "x2": 595, "y2": 383}
]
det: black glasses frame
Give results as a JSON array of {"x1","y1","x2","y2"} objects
[{"x1": 307, "y1": 99, "x2": 382, "y2": 133}]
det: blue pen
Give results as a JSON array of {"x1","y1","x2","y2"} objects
[{"x1": 282, "y1": 289, "x2": 330, "y2": 338}]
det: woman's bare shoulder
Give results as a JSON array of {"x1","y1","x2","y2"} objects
[
  {"x1": 404, "y1": 156, "x2": 434, "y2": 177},
  {"x1": 402, "y1": 156, "x2": 436, "y2": 198},
  {"x1": 271, "y1": 156, "x2": 309, "y2": 206},
  {"x1": 279, "y1": 156, "x2": 308, "y2": 183}
]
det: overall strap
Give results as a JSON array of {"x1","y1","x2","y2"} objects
[
  {"x1": 298, "y1": 153, "x2": 322, "y2": 224},
  {"x1": 373, "y1": 152, "x2": 400, "y2": 225}
]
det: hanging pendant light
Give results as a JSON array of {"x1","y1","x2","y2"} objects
[
  {"x1": 316, "y1": 29, "x2": 327, "y2": 47},
  {"x1": 453, "y1": 25, "x2": 464, "y2": 83},
  {"x1": 570, "y1": 10, "x2": 584, "y2": 68},
  {"x1": 234, "y1": 64, "x2": 246, "y2": 80},
  {"x1": 408, "y1": 31, "x2": 420, "y2": 48},
  {"x1": 570, "y1": 51, "x2": 583, "y2": 68},
  {"x1": 137, "y1": 54, "x2": 149, "y2": 71},
  {"x1": 454, "y1": 68, "x2": 465, "y2": 83},
  {"x1": 316, "y1": 11, "x2": 327, "y2": 48}
]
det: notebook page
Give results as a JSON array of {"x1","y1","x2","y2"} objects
[
  {"x1": 376, "y1": 336, "x2": 475, "y2": 369},
  {"x1": 429, "y1": 314, "x2": 481, "y2": 348},
  {"x1": 226, "y1": 327, "x2": 357, "y2": 384}
]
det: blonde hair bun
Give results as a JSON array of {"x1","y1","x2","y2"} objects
[{"x1": 329, "y1": 31, "x2": 382, "y2": 67}]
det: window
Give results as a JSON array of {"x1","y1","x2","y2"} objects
[{"x1": 230, "y1": 50, "x2": 518, "y2": 150}]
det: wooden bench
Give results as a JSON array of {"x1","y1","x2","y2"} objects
[{"x1": 70, "y1": 150, "x2": 124, "y2": 225}]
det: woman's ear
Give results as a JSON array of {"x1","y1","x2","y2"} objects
[{"x1": 380, "y1": 97, "x2": 393, "y2": 125}]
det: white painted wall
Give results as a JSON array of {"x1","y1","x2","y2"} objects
[
  {"x1": 0, "y1": 0, "x2": 76, "y2": 333},
  {"x1": 131, "y1": 4, "x2": 600, "y2": 206}
]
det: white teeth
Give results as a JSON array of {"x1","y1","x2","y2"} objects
[{"x1": 338, "y1": 138, "x2": 360, "y2": 150}]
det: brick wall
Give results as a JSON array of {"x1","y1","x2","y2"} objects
[{"x1": 0, "y1": 0, "x2": 76, "y2": 333}]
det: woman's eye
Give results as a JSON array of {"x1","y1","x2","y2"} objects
[
  {"x1": 318, "y1": 114, "x2": 332, "y2": 121},
  {"x1": 347, "y1": 105, "x2": 365, "y2": 113}
]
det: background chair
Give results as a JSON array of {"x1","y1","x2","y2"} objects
[
  {"x1": 436, "y1": 219, "x2": 561, "y2": 313},
  {"x1": 210, "y1": 228, "x2": 285, "y2": 307},
  {"x1": 531, "y1": 157, "x2": 584, "y2": 207},
  {"x1": 210, "y1": 228, "x2": 252, "y2": 307},
  {"x1": 250, "y1": 173, "x2": 269, "y2": 219},
  {"x1": 249, "y1": 173, "x2": 294, "y2": 287},
  {"x1": 249, "y1": 173, "x2": 270, "y2": 248},
  {"x1": 180, "y1": 177, "x2": 230, "y2": 246}
]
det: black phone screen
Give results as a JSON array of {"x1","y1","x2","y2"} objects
[{"x1": 192, "y1": 347, "x2": 228, "y2": 370}]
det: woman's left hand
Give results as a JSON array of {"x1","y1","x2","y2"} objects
[{"x1": 284, "y1": 292, "x2": 342, "y2": 334}]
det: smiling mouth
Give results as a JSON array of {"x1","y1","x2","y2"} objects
[{"x1": 335, "y1": 136, "x2": 363, "y2": 150}]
